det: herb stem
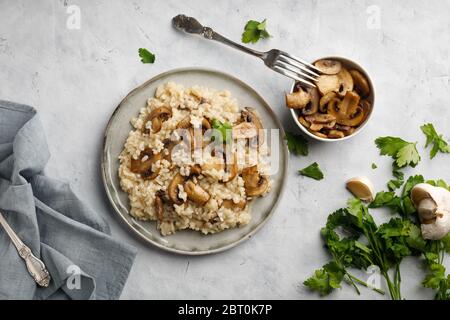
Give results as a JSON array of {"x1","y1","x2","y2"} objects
[{"x1": 347, "y1": 273, "x2": 385, "y2": 295}]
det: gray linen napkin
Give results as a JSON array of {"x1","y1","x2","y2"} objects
[{"x1": 0, "y1": 100, "x2": 137, "y2": 300}]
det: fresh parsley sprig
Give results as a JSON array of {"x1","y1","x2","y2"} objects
[
  {"x1": 242, "y1": 19, "x2": 270, "y2": 44},
  {"x1": 138, "y1": 48, "x2": 155, "y2": 64},
  {"x1": 375, "y1": 136, "x2": 421, "y2": 168},
  {"x1": 285, "y1": 131, "x2": 308, "y2": 156},
  {"x1": 421, "y1": 123, "x2": 450, "y2": 159},
  {"x1": 299, "y1": 162, "x2": 324, "y2": 180}
]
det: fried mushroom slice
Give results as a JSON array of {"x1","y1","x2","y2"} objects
[
  {"x1": 285, "y1": 88, "x2": 311, "y2": 109},
  {"x1": 298, "y1": 116, "x2": 310, "y2": 128},
  {"x1": 242, "y1": 165, "x2": 269, "y2": 197},
  {"x1": 241, "y1": 107, "x2": 264, "y2": 146},
  {"x1": 301, "y1": 87, "x2": 320, "y2": 116},
  {"x1": 184, "y1": 180, "x2": 210, "y2": 205},
  {"x1": 232, "y1": 122, "x2": 258, "y2": 139},
  {"x1": 130, "y1": 148, "x2": 162, "y2": 180},
  {"x1": 314, "y1": 59, "x2": 342, "y2": 75},
  {"x1": 176, "y1": 115, "x2": 191, "y2": 129},
  {"x1": 305, "y1": 113, "x2": 336, "y2": 124},
  {"x1": 309, "y1": 130, "x2": 328, "y2": 138},
  {"x1": 326, "y1": 130, "x2": 345, "y2": 139},
  {"x1": 350, "y1": 69, "x2": 370, "y2": 98},
  {"x1": 221, "y1": 199, "x2": 247, "y2": 210},
  {"x1": 146, "y1": 106, "x2": 173, "y2": 134},
  {"x1": 316, "y1": 74, "x2": 339, "y2": 96},
  {"x1": 168, "y1": 172, "x2": 186, "y2": 205},
  {"x1": 327, "y1": 91, "x2": 362, "y2": 126},
  {"x1": 319, "y1": 92, "x2": 337, "y2": 113},
  {"x1": 222, "y1": 153, "x2": 238, "y2": 183},
  {"x1": 336, "y1": 68, "x2": 354, "y2": 97},
  {"x1": 154, "y1": 192, "x2": 164, "y2": 221}
]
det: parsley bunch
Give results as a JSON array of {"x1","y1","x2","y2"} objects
[{"x1": 304, "y1": 198, "x2": 424, "y2": 299}]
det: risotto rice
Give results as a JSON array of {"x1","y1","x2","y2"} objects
[{"x1": 119, "y1": 82, "x2": 272, "y2": 236}]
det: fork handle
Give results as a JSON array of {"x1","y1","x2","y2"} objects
[{"x1": 172, "y1": 14, "x2": 265, "y2": 59}]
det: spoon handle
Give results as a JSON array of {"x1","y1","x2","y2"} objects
[{"x1": 0, "y1": 211, "x2": 51, "y2": 287}]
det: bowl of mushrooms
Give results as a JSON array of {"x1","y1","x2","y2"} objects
[{"x1": 286, "y1": 57, "x2": 375, "y2": 141}]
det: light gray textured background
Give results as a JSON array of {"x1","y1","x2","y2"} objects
[{"x1": 0, "y1": 0, "x2": 449, "y2": 299}]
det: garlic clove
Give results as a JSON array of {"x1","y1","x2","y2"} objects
[{"x1": 346, "y1": 176, "x2": 375, "y2": 202}]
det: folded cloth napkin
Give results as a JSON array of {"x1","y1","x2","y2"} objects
[{"x1": 0, "y1": 100, "x2": 137, "y2": 300}]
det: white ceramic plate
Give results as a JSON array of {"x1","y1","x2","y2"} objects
[{"x1": 101, "y1": 68, "x2": 288, "y2": 255}]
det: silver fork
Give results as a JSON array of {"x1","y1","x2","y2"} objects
[
  {"x1": 0, "y1": 210, "x2": 51, "y2": 287},
  {"x1": 172, "y1": 14, "x2": 322, "y2": 87}
]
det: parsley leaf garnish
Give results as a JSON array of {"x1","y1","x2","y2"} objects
[
  {"x1": 371, "y1": 163, "x2": 378, "y2": 169},
  {"x1": 211, "y1": 119, "x2": 232, "y2": 142},
  {"x1": 375, "y1": 136, "x2": 420, "y2": 168},
  {"x1": 421, "y1": 123, "x2": 450, "y2": 159},
  {"x1": 299, "y1": 162, "x2": 324, "y2": 180},
  {"x1": 242, "y1": 19, "x2": 270, "y2": 44},
  {"x1": 285, "y1": 131, "x2": 308, "y2": 156},
  {"x1": 138, "y1": 48, "x2": 155, "y2": 64}
]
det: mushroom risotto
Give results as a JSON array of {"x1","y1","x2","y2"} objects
[{"x1": 119, "y1": 82, "x2": 272, "y2": 236}]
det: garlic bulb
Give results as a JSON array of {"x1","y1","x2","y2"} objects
[{"x1": 411, "y1": 183, "x2": 450, "y2": 240}]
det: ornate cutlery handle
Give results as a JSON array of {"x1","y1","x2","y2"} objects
[
  {"x1": 0, "y1": 211, "x2": 51, "y2": 287},
  {"x1": 172, "y1": 14, "x2": 265, "y2": 58}
]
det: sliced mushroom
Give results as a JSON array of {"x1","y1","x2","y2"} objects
[
  {"x1": 162, "y1": 139, "x2": 177, "y2": 163},
  {"x1": 319, "y1": 92, "x2": 337, "y2": 113},
  {"x1": 316, "y1": 74, "x2": 339, "y2": 96},
  {"x1": 154, "y1": 193, "x2": 164, "y2": 221},
  {"x1": 298, "y1": 116, "x2": 310, "y2": 128},
  {"x1": 151, "y1": 117, "x2": 162, "y2": 133},
  {"x1": 334, "y1": 124, "x2": 355, "y2": 136},
  {"x1": 305, "y1": 113, "x2": 336, "y2": 124},
  {"x1": 350, "y1": 69, "x2": 370, "y2": 98},
  {"x1": 184, "y1": 180, "x2": 210, "y2": 205},
  {"x1": 309, "y1": 130, "x2": 328, "y2": 138},
  {"x1": 360, "y1": 99, "x2": 372, "y2": 117},
  {"x1": 327, "y1": 91, "x2": 363, "y2": 126},
  {"x1": 201, "y1": 118, "x2": 211, "y2": 130},
  {"x1": 327, "y1": 130, "x2": 345, "y2": 139},
  {"x1": 314, "y1": 59, "x2": 342, "y2": 75},
  {"x1": 309, "y1": 123, "x2": 323, "y2": 131},
  {"x1": 242, "y1": 165, "x2": 269, "y2": 197},
  {"x1": 222, "y1": 153, "x2": 238, "y2": 183},
  {"x1": 301, "y1": 87, "x2": 320, "y2": 116},
  {"x1": 285, "y1": 88, "x2": 311, "y2": 109},
  {"x1": 189, "y1": 164, "x2": 202, "y2": 175},
  {"x1": 339, "y1": 91, "x2": 360, "y2": 115},
  {"x1": 336, "y1": 68, "x2": 354, "y2": 97},
  {"x1": 342, "y1": 107, "x2": 365, "y2": 127},
  {"x1": 168, "y1": 172, "x2": 186, "y2": 205},
  {"x1": 176, "y1": 116, "x2": 191, "y2": 129},
  {"x1": 130, "y1": 148, "x2": 162, "y2": 180},
  {"x1": 241, "y1": 107, "x2": 264, "y2": 146},
  {"x1": 146, "y1": 106, "x2": 173, "y2": 134},
  {"x1": 232, "y1": 122, "x2": 258, "y2": 139},
  {"x1": 221, "y1": 199, "x2": 247, "y2": 210}
]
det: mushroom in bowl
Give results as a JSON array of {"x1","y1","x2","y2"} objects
[{"x1": 286, "y1": 57, "x2": 374, "y2": 141}]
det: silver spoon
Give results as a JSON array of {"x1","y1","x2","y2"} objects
[{"x1": 0, "y1": 211, "x2": 51, "y2": 287}]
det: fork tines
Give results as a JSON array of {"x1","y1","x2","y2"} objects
[{"x1": 273, "y1": 52, "x2": 322, "y2": 87}]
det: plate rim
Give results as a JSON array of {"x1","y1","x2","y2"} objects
[{"x1": 101, "y1": 67, "x2": 289, "y2": 255}]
